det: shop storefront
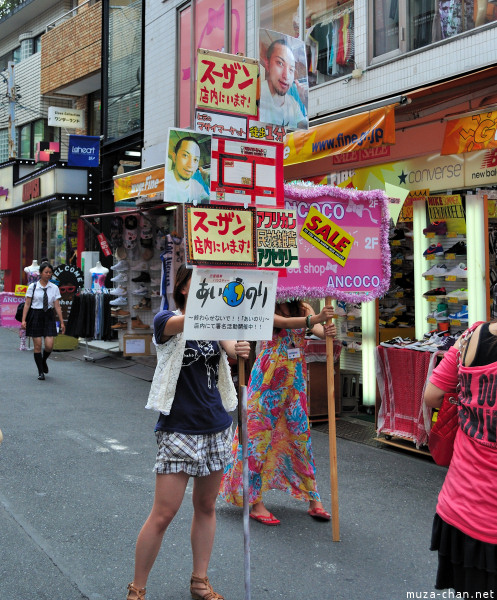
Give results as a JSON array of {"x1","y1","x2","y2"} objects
[
  {"x1": 282, "y1": 67, "x2": 497, "y2": 449},
  {"x1": 0, "y1": 159, "x2": 98, "y2": 293}
]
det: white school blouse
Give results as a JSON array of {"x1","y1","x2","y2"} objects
[{"x1": 27, "y1": 281, "x2": 61, "y2": 309}]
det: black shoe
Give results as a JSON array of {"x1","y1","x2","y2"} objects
[
  {"x1": 38, "y1": 373, "x2": 45, "y2": 380},
  {"x1": 43, "y1": 362, "x2": 49, "y2": 374},
  {"x1": 131, "y1": 271, "x2": 151, "y2": 283},
  {"x1": 445, "y1": 241, "x2": 467, "y2": 256}
]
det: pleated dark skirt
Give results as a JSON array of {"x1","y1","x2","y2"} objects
[
  {"x1": 431, "y1": 513, "x2": 497, "y2": 595},
  {"x1": 26, "y1": 308, "x2": 58, "y2": 338}
]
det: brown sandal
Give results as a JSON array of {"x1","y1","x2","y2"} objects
[
  {"x1": 190, "y1": 573, "x2": 224, "y2": 600},
  {"x1": 127, "y1": 582, "x2": 146, "y2": 600}
]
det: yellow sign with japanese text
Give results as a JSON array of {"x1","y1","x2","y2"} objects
[
  {"x1": 427, "y1": 195, "x2": 466, "y2": 234},
  {"x1": 185, "y1": 205, "x2": 256, "y2": 266},
  {"x1": 196, "y1": 49, "x2": 259, "y2": 117},
  {"x1": 300, "y1": 206, "x2": 355, "y2": 267},
  {"x1": 442, "y1": 111, "x2": 497, "y2": 155}
]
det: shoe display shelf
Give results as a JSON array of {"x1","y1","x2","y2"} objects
[
  {"x1": 379, "y1": 224, "x2": 415, "y2": 342},
  {"x1": 422, "y1": 225, "x2": 468, "y2": 335}
]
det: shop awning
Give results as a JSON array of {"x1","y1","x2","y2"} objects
[{"x1": 0, "y1": 194, "x2": 89, "y2": 217}]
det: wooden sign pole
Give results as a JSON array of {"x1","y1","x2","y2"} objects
[{"x1": 325, "y1": 296, "x2": 340, "y2": 541}]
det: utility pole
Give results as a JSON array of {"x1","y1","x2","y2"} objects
[{"x1": 7, "y1": 61, "x2": 16, "y2": 159}]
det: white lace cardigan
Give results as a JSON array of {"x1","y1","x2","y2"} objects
[{"x1": 145, "y1": 328, "x2": 238, "y2": 416}]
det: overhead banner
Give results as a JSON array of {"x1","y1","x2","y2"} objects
[
  {"x1": 114, "y1": 166, "x2": 164, "y2": 203},
  {"x1": 184, "y1": 268, "x2": 277, "y2": 341},
  {"x1": 196, "y1": 49, "x2": 259, "y2": 117},
  {"x1": 442, "y1": 111, "x2": 497, "y2": 155},
  {"x1": 284, "y1": 105, "x2": 396, "y2": 166},
  {"x1": 279, "y1": 184, "x2": 391, "y2": 302}
]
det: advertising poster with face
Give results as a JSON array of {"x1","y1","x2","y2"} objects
[
  {"x1": 165, "y1": 128, "x2": 212, "y2": 205},
  {"x1": 259, "y1": 29, "x2": 309, "y2": 132}
]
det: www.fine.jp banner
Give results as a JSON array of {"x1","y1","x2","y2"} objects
[{"x1": 284, "y1": 105, "x2": 396, "y2": 166}]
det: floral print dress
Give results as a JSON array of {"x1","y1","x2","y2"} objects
[{"x1": 220, "y1": 327, "x2": 321, "y2": 506}]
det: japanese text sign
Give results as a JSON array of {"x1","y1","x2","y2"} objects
[
  {"x1": 248, "y1": 122, "x2": 286, "y2": 144},
  {"x1": 278, "y1": 184, "x2": 391, "y2": 303},
  {"x1": 48, "y1": 107, "x2": 84, "y2": 129},
  {"x1": 184, "y1": 268, "x2": 278, "y2": 341},
  {"x1": 210, "y1": 138, "x2": 283, "y2": 206},
  {"x1": 195, "y1": 110, "x2": 247, "y2": 140},
  {"x1": 300, "y1": 206, "x2": 355, "y2": 267},
  {"x1": 442, "y1": 111, "x2": 497, "y2": 155},
  {"x1": 257, "y1": 208, "x2": 299, "y2": 269},
  {"x1": 196, "y1": 49, "x2": 258, "y2": 117},
  {"x1": 185, "y1": 204, "x2": 256, "y2": 267}
]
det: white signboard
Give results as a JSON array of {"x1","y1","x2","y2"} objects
[
  {"x1": 48, "y1": 107, "x2": 85, "y2": 129},
  {"x1": 184, "y1": 268, "x2": 278, "y2": 341},
  {"x1": 195, "y1": 109, "x2": 248, "y2": 140}
]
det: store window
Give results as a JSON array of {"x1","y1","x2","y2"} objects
[
  {"x1": 17, "y1": 119, "x2": 53, "y2": 159},
  {"x1": 178, "y1": 0, "x2": 247, "y2": 128},
  {"x1": 371, "y1": 0, "x2": 497, "y2": 60},
  {"x1": 106, "y1": 0, "x2": 142, "y2": 141},
  {"x1": 260, "y1": 0, "x2": 354, "y2": 86}
]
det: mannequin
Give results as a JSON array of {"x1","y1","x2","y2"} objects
[
  {"x1": 20, "y1": 260, "x2": 41, "y2": 351},
  {"x1": 90, "y1": 261, "x2": 109, "y2": 291}
]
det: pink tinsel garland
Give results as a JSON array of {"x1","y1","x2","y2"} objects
[{"x1": 276, "y1": 183, "x2": 391, "y2": 303}]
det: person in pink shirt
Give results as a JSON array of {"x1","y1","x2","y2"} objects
[{"x1": 424, "y1": 320, "x2": 497, "y2": 595}]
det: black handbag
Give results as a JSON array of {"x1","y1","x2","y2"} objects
[{"x1": 15, "y1": 283, "x2": 36, "y2": 322}]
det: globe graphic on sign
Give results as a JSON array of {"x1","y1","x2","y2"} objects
[{"x1": 222, "y1": 280, "x2": 245, "y2": 307}]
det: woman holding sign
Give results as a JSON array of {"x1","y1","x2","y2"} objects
[
  {"x1": 127, "y1": 264, "x2": 250, "y2": 600},
  {"x1": 220, "y1": 300, "x2": 336, "y2": 525}
]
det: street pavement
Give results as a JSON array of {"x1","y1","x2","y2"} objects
[{"x1": 0, "y1": 326, "x2": 447, "y2": 600}]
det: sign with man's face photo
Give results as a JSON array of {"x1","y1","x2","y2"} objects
[
  {"x1": 165, "y1": 128, "x2": 212, "y2": 205},
  {"x1": 258, "y1": 29, "x2": 309, "y2": 132}
]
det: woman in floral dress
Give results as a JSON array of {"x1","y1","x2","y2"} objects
[{"x1": 220, "y1": 300, "x2": 336, "y2": 525}]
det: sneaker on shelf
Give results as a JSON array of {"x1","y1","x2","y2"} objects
[
  {"x1": 380, "y1": 337, "x2": 405, "y2": 348},
  {"x1": 448, "y1": 305, "x2": 469, "y2": 320},
  {"x1": 347, "y1": 306, "x2": 362, "y2": 318},
  {"x1": 423, "y1": 221, "x2": 447, "y2": 235},
  {"x1": 446, "y1": 263, "x2": 468, "y2": 278},
  {"x1": 110, "y1": 286, "x2": 127, "y2": 296},
  {"x1": 131, "y1": 271, "x2": 151, "y2": 283},
  {"x1": 111, "y1": 321, "x2": 128, "y2": 330},
  {"x1": 445, "y1": 288, "x2": 468, "y2": 299},
  {"x1": 423, "y1": 287, "x2": 446, "y2": 297},
  {"x1": 347, "y1": 341, "x2": 362, "y2": 351},
  {"x1": 444, "y1": 240, "x2": 467, "y2": 256},
  {"x1": 131, "y1": 316, "x2": 150, "y2": 330},
  {"x1": 109, "y1": 296, "x2": 128, "y2": 306},
  {"x1": 348, "y1": 325, "x2": 362, "y2": 333},
  {"x1": 131, "y1": 261, "x2": 149, "y2": 272},
  {"x1": 436, "y1": 336, "x2": 457, "y2": 351},
  {"x1": 133, "y1": 297, "x2": 151, "y2": 310},
  {"x1": 422, "y1": 265, "x2": 439, "y2": 277},
  {"x1": 132, "y1": 284, "x2": 149, "y2": 296},
  {"x1": 111, "y1": 308, "x2": 130, "y2": 317},
  {"x1": 423, "y1": 243, "x2": 444, "y2": 257},
  {"x1": 110, "y1": 272, "x2": 128, "y2": 283},
  {"x1": 433, "y1": 308, "x2": 449, "y2": 321},
  {"x1": 429, "y1": 264, "x2": 449, "y2": 277},
  {"x1": 110, "y1": 260, "x2": 129, "y2": 271}
]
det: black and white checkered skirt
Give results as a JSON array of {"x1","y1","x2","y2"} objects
[
  {"x1": 26, "y1": 308, "x2": 58, "y2": 338},
  {"x1": 154, "y1": 427, "x2": 233, "y2": 477}
]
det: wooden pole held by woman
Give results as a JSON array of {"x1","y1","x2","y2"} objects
[{"x1": 325, "y1": 296, "x2": 340, "y2": 541}]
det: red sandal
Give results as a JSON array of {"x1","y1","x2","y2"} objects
[
  {"x1": 307, "y1": 507, "x2": 331, "y2": 521},
  {"x1": 249, "y1": 512, "x2": 281, "y2": 525}
]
